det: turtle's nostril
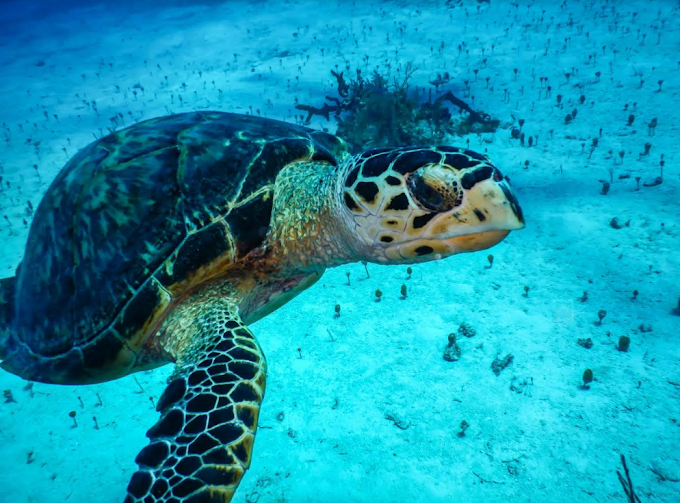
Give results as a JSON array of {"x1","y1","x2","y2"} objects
[{"x1": 492, "y1": 168, "x2": 503, "y2": 182}]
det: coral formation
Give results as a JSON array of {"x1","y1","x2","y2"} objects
[{"x1": 297, "y1": 66, "x2": 499, "y2": 151}]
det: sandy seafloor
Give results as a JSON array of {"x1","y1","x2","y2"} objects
[{"x1": 0, "y1": 0, "x2": 679, "y2": 501}]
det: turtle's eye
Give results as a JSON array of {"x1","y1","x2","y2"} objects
[{"x1": 408, "y1": 171, "x2": 457, "y2": 212}]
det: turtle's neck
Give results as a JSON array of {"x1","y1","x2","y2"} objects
[{"x1": 264, "y1": 156, "x2": 359, "y2": 271}]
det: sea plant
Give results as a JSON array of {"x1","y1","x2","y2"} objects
[
  {"x1": 582, "y1": 368, "x2": 593, "y2": 389},
  {"x1": 296, "y1": 65, "x2": 499, "y2": 150},
  {"x1": 618, "y1": 335, "x2": 631, "y2": 352}
]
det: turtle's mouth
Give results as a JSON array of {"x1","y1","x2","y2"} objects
[
  {"x1": 379, "y1": 229, "x2": 513, "y2": 262},
  {"x1": 440, "y1": 229, "x2": 511, "y2": 252}
]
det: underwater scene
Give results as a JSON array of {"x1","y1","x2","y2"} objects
[{"x1": 0, "y1": 0, "x2": 678, "y2": 501}]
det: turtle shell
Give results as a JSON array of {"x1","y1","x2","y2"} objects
[{"x1": 10, "y1": 111, "x2": 347, "y2": 383}]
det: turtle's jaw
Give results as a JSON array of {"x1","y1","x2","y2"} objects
[
  {"x1": 441, "y1": 229, "x2": 511, "y2": 252},
  {"x1": 378, "y1": 230, "x2": 512, "y2": 263}
]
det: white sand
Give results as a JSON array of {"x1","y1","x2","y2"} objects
[{"x1": 0, "y1": 0, "x2": 678, "y2": 502}]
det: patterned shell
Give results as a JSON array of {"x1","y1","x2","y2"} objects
[{"x1": 13, "y1": 111, "x2": 347, "y2": 381}]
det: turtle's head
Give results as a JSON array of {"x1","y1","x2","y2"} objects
[{"x1": 339, "y1": 146, "x2": 524, "y2": 264}]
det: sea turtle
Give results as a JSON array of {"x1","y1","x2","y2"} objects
[{"x1": 0, "y1": 111, "x2": 524, "y2": 502}]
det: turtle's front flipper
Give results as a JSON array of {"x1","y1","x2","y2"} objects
[{"x1": 125, "y1": 300, "x2": 266, "y2": 503}]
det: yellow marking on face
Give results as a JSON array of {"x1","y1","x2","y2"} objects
[{"x1": 431, "y1": 215, "x2": 460, "y2": 235}]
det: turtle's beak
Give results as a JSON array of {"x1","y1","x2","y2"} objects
[
  {"x1": 494, "y1": 178, "x2": 525, "y2": 229},
  {"x1": 462, "y1": 176, "x2": 524, "y2": 231},
  {"x1": 422, "y1": 175, "x2": 524, "y2": 252}
]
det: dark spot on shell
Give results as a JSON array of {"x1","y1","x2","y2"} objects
[
  {"x1": 380, "y1": 236, "x2": 394, "y2": 243},
  {"x1": 158, "y1": 223, "x2": 232, "y2": 287},
  {"x1": 226, "y1": 191, "x2": 272, "y2": 258},
  {"x1": 234, "y1": 138, "x2": 315, "y2": 209},
  {"x1": 115, "y1": 280, "x2": 165, "y2": 342},
  {"x1": 473, "y1": 208, "x2": 487, "y2": 222},
  {"x1": 385, "y1": 175, "x2": 401, "y2": 186},
  {"x1": 81, "y1": 331, "x2": 127, "y2": 372},
  {"x1": 311, "y1": 144, "x2": 338, "y2": 166}
]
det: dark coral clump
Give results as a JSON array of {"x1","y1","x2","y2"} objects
[{"x1": 296, "y1": 64, "x2": 499, "y2": 152}]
